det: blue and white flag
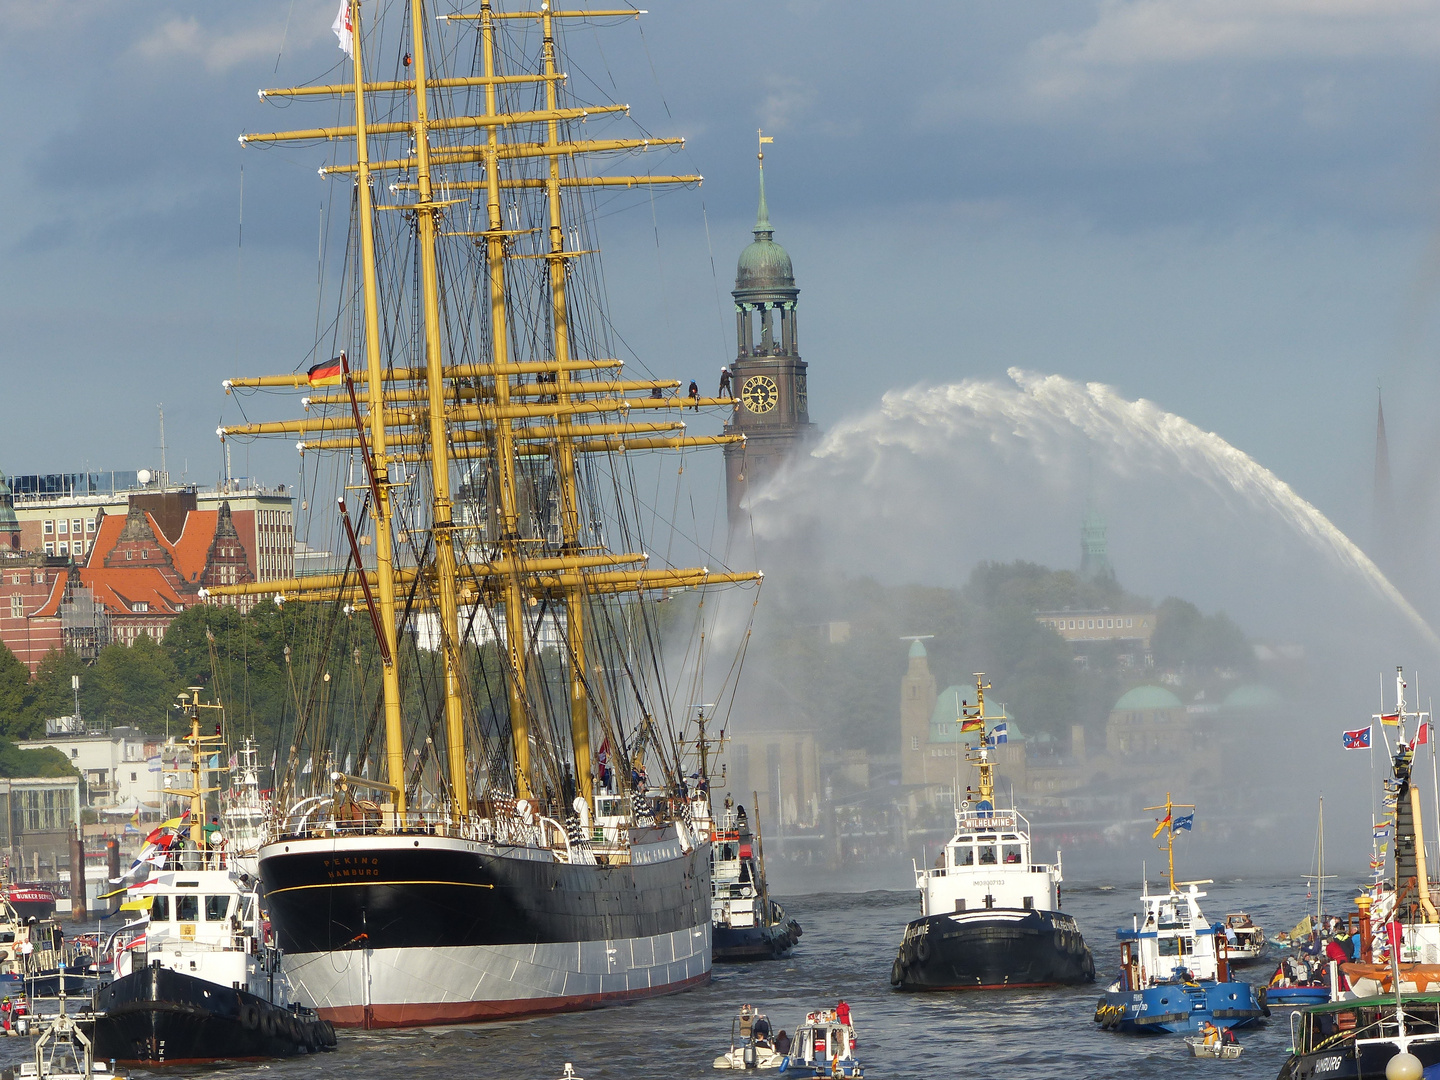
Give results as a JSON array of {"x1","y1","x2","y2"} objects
[
  {"x1": 1172, "y1": 813, "x2": 1194, "y2": 833},
  {"x1": 990, "y1": 723, "x2": 1008, "y2": 745}
]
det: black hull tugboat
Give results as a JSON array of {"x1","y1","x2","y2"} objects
[
  {"x1": 891, "y1": 674, "x2": 1094, "y2": 991},
  {"x1": 91, "y1": 692, "x2": 335, "y2": 1065},
  {"x1": 711, "y1": 794, "x2": 801, "y2": 961},
  {"x1": 95, "y1": 966, "x2": 333, "y2": 1066}
]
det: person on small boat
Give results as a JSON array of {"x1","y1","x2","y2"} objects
[
  {"x1": 753, "y1": 1014, "x2": 772, "y2": 1042},
  {"x1": 836, "y1": 1000, "x2": 851, "y2": 1027},
  {"x1": 774, "y1": 1031, "x2": 791, "y2": 1056}
]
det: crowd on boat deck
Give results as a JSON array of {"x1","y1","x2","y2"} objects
[{"x1": 1269, "y1": 916, "x2": 1361, "y2": 989}]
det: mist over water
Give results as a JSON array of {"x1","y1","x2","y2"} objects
[
  {"x1": 741, "y1": 369, "x2": 1438, "y2": 673},
  {"x1": 717, "y1": 368, "x2": 1440, "y2": 883}
]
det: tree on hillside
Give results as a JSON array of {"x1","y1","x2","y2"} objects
[
  {"x1": 1151, "y1": 597, "x2": 1253, "y2": 675},
  {"x1": 92, "y1": 636, "x2": 182, "y2": 734},
  {"x1": 0, "y1": 743, "x2": 77, "y2": 778},
  {"x1": 18, "y1": 649, "x2": 88, "y2": 737},
  {"x1": 0, "y1": 643, "x2": 28, "y2": 737}
]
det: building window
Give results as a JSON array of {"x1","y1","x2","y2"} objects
[
  {"x1": 1126, "y1": 618, "x2": 1133, "y2": 627},
  {"x1": 133, "y1": 602, "x2": 148, "y2": 612},
  {"x1": 57, "y1": 543, "x2": 67, "y2": 556},
  {"x1": 43, "y1": 521, "x2": 53, "y2": 535},
  {"x1": 126, "y1": 550, "x2": 133, "y2": 561},
  {"x1": 70, "y1": 749, "x2": 78, "y2": 759},
  {"x1": 86, "y1": 519, "x2": 95, "y2": 533},
  {"x1": 130, "y1": 772, "x2": 137, "y2": 782},
  {"x1": 71, "y1": 519, "x2": 81, "y2": 536},
  {"x1": 44, "y1": 543, "x2": 53, "y2": 555},
  {"x1": 910, "y1": 736, "x2": 919, "y2": 751},
  {"x1": 56, "y1": 520, "x2": 67, "y2": 535},
  {"x1": 9, "y1": 596, "x2": 21, "y2": 618}
]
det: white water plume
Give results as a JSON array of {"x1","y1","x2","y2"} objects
[{"x1": 749, "y1": 368, "x2": 1440, "y2": 656}]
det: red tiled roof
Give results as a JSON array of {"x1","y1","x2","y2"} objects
[
  {"x1": 29, "y1": 573, "x2": 69, "y2": 618},
  {"x1": 169, "y1": 513, "x2": 218, "y2": 583},
  {"x1": 87, "y1": 514, "x2": 126, "y2": 567},
  {"x1": 79, "y1": 567, "x2": 188, "y2": 615}
]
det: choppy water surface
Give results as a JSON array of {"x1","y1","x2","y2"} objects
[{"x1": 6, "y1": 879, "x2": 1331, "y2": 1080}]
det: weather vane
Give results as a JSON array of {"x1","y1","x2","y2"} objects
[{"x1": 757, "y1": 128, "x2": 773, "y2": 162}]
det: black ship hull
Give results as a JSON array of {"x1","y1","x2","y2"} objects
[
  {"x1": 92, "y1": 964, "x2": 336, "y2": 1065},
  {"x1": 258, "y1": 828, "x2": 712, "y2": 1027},
  {"x1": 714, "y1": 903, "x2": 802, "y2": 961},
  {"x1": 1278, "y1": 1041, "x2": 1440, "y2": 1080},
  {"x1": 891, "y1": 909, "x2": 1095, "y2": 990}
]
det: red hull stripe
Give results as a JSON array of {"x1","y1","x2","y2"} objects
[
  {"x1": 320, "y1": 970, "x2": 711, "y2": 1029},
  {"x1": 911, "y1": 981, "x2": 1069, "y2": 991}
]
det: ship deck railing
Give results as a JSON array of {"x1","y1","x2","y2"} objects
[{"x1": 921, "y1": 863, "x2": 1054, "y2": 879}]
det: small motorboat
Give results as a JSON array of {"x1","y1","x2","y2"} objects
[
  {"x1": 713, "y1": 1004, "x2": 782, "y2": 1070},
  {"x1": 553, "y1": 1067, "x2": 583, "y2": 1080},
  {"x1": 1183, "y1": 1035, "x2": 1244, "y2": 1060},
  {"x1": 1, "y1": 974, "x2": 123, "y2": 1080},
  {"x1": 778, "y1": 1009, "x2": 862, "y2": 1079},
  {"x1": 1221, "y1": 913, "x2": 1266, "y2": 964}
]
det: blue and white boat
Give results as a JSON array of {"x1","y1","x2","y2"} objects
[
  {"x1": 777, "y1": 1009, "x2": 862, "y2": 1078},
  {"x1": 1093, "y1": 794, "x2": 1268, "y2": 1036}
]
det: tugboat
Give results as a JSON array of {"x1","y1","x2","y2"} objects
[
  {"x1": 1093, "y1": 794, "x2": 1267, "y2": 1035},
  {"x1": 778, "y1": 1007, "x2": 862, "y2": 1078},
  {"x1": 91, "y1": 689, "x2": 336, "y2": 1065},
  {"x1": 890, "y1": 674, "x2": 1093, "y2": 990},
  {"x1": 712, "y1": 799, "x2": 801, "y2": 961}
]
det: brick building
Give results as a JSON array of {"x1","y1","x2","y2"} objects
[{"x1": 0, "y1": 479, "x2": 289, "y2": 667}]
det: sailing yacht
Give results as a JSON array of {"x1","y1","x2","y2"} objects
[{"x1": 208, "y1": 1, "x2": 759, "y2": 1028}]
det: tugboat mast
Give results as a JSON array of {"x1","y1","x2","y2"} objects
[{"x1": 1143, "y1": 792, "x2": 1194, "y2": 893}]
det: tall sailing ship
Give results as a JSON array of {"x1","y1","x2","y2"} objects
[{"x1": 208, "y1": 0, "x2": 760, "y2": 1028}]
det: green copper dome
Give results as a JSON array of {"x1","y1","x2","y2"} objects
[
  {"x1": 1113, "y1": 685, "x2": 1183, "y2": 711},
  {"x1": 735, "y1": 165, "x2": 794, "y2": 292},
  {"x1": 908, "y1": 639, "x2": 927, "y2": 659}
]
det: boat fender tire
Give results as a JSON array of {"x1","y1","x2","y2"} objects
[
  {"x1": 287, "y1": 1014, "x2": 305, "y2": 1043},
  {"x1": 915, "y1": 935, "x2": 931, "y2": 963},
  {"x1": 1256, "y1": 986, "x2": 1267, "y2": 1008},
  {"x1": 260, "y1": 1009, "x2": 278, "y2": 1039},
  {"x1": 241, "y1": 1003, "x2": 261, "y2": 1031},
  {"x1": 891, "y1": 958, "x2": 904, "y2": 986},
  {"x1": 319, "y1": 1020, "x2": 337, "y2": 1046}
]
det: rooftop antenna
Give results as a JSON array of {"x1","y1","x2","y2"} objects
[{"x1": 158, "y1": 404, "x2": 169, "y2": 490}]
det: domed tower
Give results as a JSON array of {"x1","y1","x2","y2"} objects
[
  {"x1": 0, "y1": 472, "x2": 20, "y2": 551},
  {"x1": 723, "y1": 140, "x2": 816, "y2": 529}
]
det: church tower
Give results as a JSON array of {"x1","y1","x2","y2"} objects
[
  {"x1": 723, "y1": 140, "x2": 815, "y2": 529},
  {"x1": 900, "y1": 639, "x2": 938, "y2": 786}
]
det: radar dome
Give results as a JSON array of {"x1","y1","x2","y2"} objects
[{"x1": 137, "y1": 469, "x2": 153, "y2": 485}]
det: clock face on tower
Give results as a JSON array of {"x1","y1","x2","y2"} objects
[{"x1": 741, "y1": 374, "x2": 778, "y2": 414}]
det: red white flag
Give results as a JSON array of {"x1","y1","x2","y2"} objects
[
  {"x1": 332, "y1": 0, "x2": 354, "y2": 57},
  {"x1": 1412, "y1": 722, "x2": 1431, "y2": 749}
]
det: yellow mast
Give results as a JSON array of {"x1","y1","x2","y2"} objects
[
  {"x1": 171, "y1": 688, "x2": 223, "y2": 858},
  {"x1": 540, "y1": 2, "x2": 592, "y2": 805},
  {"x1": 349, "y1": 0, "x2": 407, "y2": 816},
  {"x1": 215, "y1": 2, "x2": 760, "y2": 824},
  {"x1": 477, "y1": 0, "x2": 535, "y2": 801},
  {"x1": 407, "y1": 0, "x2": 471, "y2": 815},
  {"x1": 960, "y1": 674, "x2": 999, "y2": 807},
  {"x1": 1143, "y1": 792, "x2": 1194, "y2": 892}
]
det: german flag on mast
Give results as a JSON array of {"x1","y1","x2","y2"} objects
[{"x1": 307, "y1": 353, "x2": 345, "y2": 387}]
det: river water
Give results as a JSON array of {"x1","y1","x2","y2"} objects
[{"x1": 0, "y1": 877, "x2": 1331, "y2": 1080}]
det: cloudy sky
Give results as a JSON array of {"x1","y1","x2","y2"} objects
[{"x1": 7, "y1": 1, "x2": 1440, "y2": 593}]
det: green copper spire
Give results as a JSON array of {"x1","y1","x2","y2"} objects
[{"x1": 754, "y1": 161, "x2": 773, "y2": 239}]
